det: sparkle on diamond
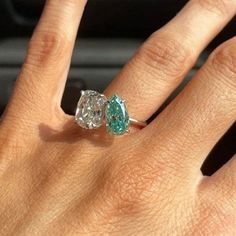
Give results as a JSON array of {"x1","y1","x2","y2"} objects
[
  {"x1": 105, "y1": 95, "x2": 130, "y2": 135},
  {"x1": 75, "y1": 90, "x2": 107, "y2": 129}
]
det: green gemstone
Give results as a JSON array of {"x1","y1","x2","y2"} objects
[{"x1": 105, "y1": 95, "x2": 130, "y2": 135}]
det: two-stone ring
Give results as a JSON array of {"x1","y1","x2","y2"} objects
[{"x1": 75, "y1": 90, "x2": 147, "y2": 135}]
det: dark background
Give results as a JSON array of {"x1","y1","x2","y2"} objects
[{"x1": 0, "y1": 0, "x2": 235, "y2": 175}]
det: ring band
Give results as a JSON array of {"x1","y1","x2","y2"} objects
[
  {"x1": 75, "y1": 90, "x2": 147, "y2": 135},
  {"x1": 129, "y1": 118, "x2": 147, "y2": 127}
]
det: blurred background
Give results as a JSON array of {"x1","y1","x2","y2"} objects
[{"x1": 0, "y1": 0, "x2": 235, "y2": 175}]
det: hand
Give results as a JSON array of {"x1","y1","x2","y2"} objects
[{"x1": 0, "y1": 0, "x2": 236, "y2": 235}]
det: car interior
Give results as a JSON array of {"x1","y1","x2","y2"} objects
[{"x1": 0, "y1": 0, "x2": 235, "y2": 176}]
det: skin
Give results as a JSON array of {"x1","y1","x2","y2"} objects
[{"x1": 0, "y1": 0, "x2": 236, "y2": 235}]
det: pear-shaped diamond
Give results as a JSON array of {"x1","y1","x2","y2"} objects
[
  {"x1": 105, "y1": 95, "x2": 130, "y2": 135},
  {"x1": 75, "y1": 90, "x2": 107, "y2": 129}
]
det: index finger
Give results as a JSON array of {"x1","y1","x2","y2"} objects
[{"x1": 4, "y1": 0, "x2": 87, "y2": 128}]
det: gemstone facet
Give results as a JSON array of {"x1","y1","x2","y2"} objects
[
  {"x1": 75, "y1": 90, "x2": 107, "y2": 129},
  {"x1": 105, "y1": 95, "x2": 130, "y2": 135}
]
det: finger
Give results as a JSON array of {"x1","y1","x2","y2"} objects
[
  {"x1": 148, "y1": 37, "x2": 236, "y2": 176},
  {"x1": 105, "y1": 0, "x2": 236, "y2": 121},
  {"x1": 5, "y1": 0, "x2": 87, "y2": 124}
]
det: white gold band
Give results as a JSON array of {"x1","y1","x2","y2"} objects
[{"x1": 129, "y1": 118, "x2": 147, "y2": 127}]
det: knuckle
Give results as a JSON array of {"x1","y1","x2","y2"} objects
[
  {"x1": 196, "y1": 0, "x2": 231, "y2": 16},
  {"x1": 26, "y1": 31, "x2": 70, "y2": 68},
  {"x1": 101, "y1": 141, "x2": 184, "y2": 217},
  {"x1": 209, "y1": 38, "x2": 236, "y2": 89},
  {"x1": 103, "y1": 155, "x2": 158, "y2": 215},
  {"x1": 137, "y1": 34, "x2": 195, "y2": 79}
]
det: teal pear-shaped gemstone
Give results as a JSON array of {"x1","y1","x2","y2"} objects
[{"x1": 105, "y1": 95, "x2": 130, "y2": 135}]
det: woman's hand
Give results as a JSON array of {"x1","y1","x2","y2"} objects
[{"x1": 0, "y1": 0, "x2": 236, "y2": 235}]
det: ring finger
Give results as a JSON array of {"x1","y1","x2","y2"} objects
[{"x1": 105, "y1": 0, "x2": 236, "y2": 122}]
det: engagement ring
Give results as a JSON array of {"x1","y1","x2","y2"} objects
[{"x1": 75, "y1": 90, "x2": 147, "y2": 135}]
